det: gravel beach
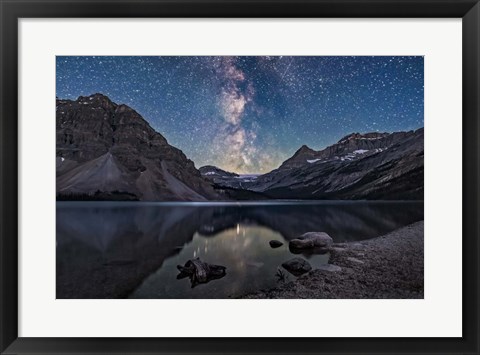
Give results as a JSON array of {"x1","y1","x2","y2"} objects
[{"x1": 242, "y1": 221, "x2": 424, "y2": 299}]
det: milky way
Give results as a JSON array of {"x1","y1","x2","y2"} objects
[{"x1": 56, "y1": 56, "x2": 424, "y2": 174}]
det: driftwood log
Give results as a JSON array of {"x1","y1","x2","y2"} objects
[{"x1": 177, "y1": 258, "x2": 226, "y2": 287}]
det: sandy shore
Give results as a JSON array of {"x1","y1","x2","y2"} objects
[{"x1": 242, "y1": 221, "x2": 424, "y2": 299}]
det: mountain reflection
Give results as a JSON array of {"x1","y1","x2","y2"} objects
[{"x1": 56, "y1": 201, "x2": 423, "y2": 298}]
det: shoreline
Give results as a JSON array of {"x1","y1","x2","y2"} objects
[{"x1": 241, "y1": 221, "x2": 424, "y2": 299}]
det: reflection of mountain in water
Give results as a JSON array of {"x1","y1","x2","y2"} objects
[{"x1": 56, "y1": 202, "x2": 423, "y2": 298}]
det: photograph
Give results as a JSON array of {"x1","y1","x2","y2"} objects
[
  {"x1": 3, "y1": 0, "x2": 478, "y2": 352},
  {"x1": 55, "y1": 55, "x2": 424, "y2": 299}
]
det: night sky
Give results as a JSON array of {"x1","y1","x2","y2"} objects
[{"x1": 56, "y1": 56, "x2": 424, "y2": 174}]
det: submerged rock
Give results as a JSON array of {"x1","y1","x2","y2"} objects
[
  {"x1": 281, "y1": 257, "x2": 312, "y2": 276},
  {"x1": 289, "y1": 232, "x2": 333, "y2": 250},
  {"x1": 269, "y1": 240, "x2": 283, "y2": 248},
  {"x1": 177, "y1": 258, "x2": 226, "y2": 288}
]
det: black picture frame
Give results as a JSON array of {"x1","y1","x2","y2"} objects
[{"x1": 1, "y1": 0, "x2": 479, "y2": 354}]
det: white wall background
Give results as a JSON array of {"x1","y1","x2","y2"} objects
[{"x1": 18, "y1": 18, "x2": 462, "y2": 337}]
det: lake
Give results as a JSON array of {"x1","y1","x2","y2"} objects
[{"x1": 56, "y1": 201, "x2": 424, "y2": 299}]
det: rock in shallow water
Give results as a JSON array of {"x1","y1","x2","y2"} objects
[
  {"x1": 177, "y1": 258, "x2": 226, "y2": 288},
  {"x1": 289, "y1": 232, "x2": 333, "y2": 250},
  {"x1": 281, "y1": 257, "x2": 312, "y2": 276},
  {"x1": 269, "y1": 240, "x2": 283, "y2": 248}
]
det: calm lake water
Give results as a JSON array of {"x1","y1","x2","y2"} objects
[{"x1": 56, "y1": 201, "x2": 424, "y2": 299}]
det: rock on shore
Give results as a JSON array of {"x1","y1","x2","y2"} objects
[
  {"x1": 242, "y1": 221, "x2": 424, "y2": 299},
  {"x1": 281, "y1": 257, "x2": 312, "y2": 276},
  {"x1": 289, "y1": 232, "x2": 333, "y2": 249}
]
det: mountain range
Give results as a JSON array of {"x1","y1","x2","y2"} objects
[
  {"x1": 204, "y1": 128, "x2": 424, "y2": 200},
  {"x1": 56, "y1": 94, "x2": 423, "y2": 201}
]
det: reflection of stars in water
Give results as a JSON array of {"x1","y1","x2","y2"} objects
[{"x1": 57, "y1": 56, "x2": 423, "y2": 174}]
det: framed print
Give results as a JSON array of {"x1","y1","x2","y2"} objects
[{"x1": 1, "y1": 0, "x2": 479, "y2": 354}]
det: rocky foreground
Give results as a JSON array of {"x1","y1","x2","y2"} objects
[{"x1": 242, "y1": 221, "x2": 424, "y2": 299}]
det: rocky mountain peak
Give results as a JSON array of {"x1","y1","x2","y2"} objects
[
  {"x1": 338, "y1": 132, "x2": 359, "y2": 142},
  {"x1": 337, "y1": 132, "x2": 390, "y2": 144},
  {"x1": 56, "y1": 93, "x2": 219, "y2": 201},
  {"x1": 277, "y1": 145, "x2": 316, "y2": 169},
  {"x1": 296, "y1": 145, "x2": 315, "y2": 154},
  {"x1": 78, "y1": 93, "x2": 115, "y2": 104},
  {"x1": 279, "y1": 130, "x2": 418, "y2": 170}
]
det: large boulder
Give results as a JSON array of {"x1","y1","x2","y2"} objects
[
  {"x1": 281, "y1": 257, "x2": 312, "y2": 276},
  {"x1": 289, "y1": 232, "x2": 333, "y2": 250}
]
